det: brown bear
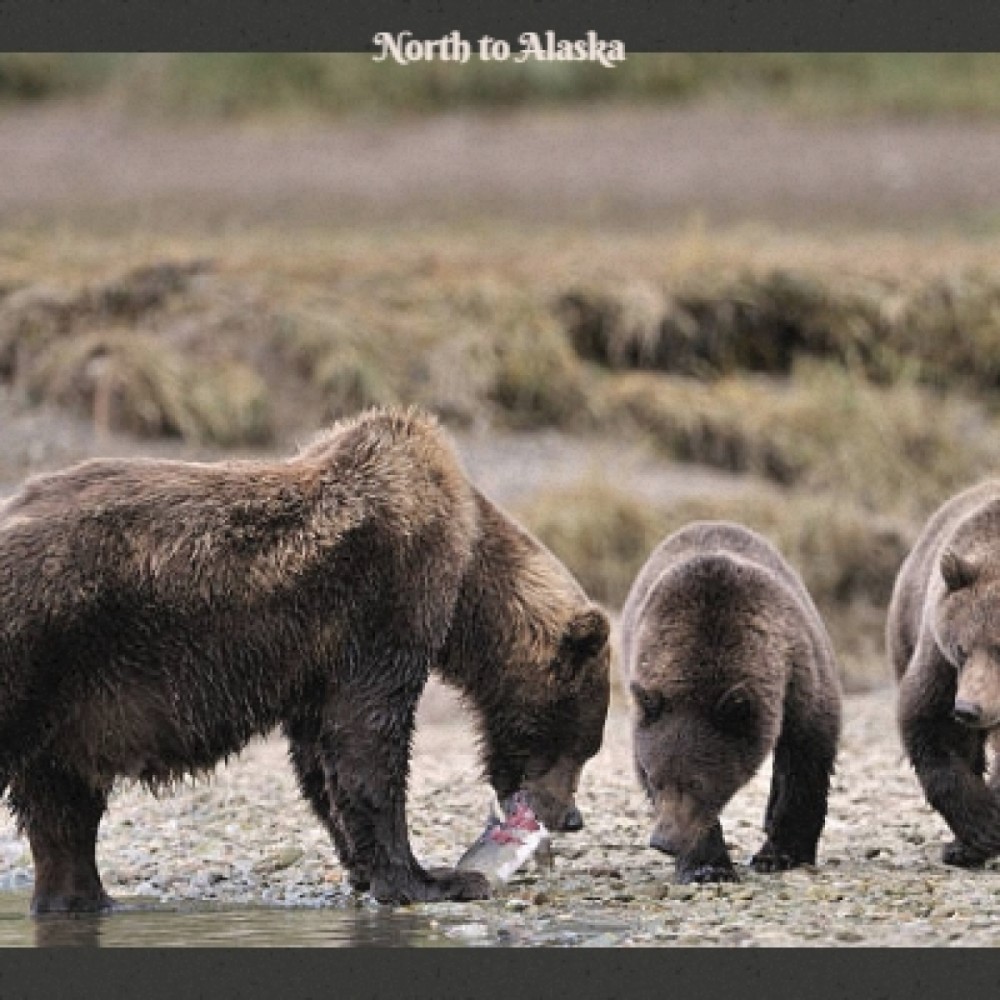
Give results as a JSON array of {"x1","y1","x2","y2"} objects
[
  {"x1": 621, "y1": 521, "x2": 842, "y2": 883},
  {"x1": 890, "y1": 480, "x2": 1000, "y2": 868},
  {"x1": 0, "y1": 407, "x2": 611, "y2": 913}
]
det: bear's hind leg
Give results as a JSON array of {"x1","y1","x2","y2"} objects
[
  {"x1": 286, "y1": 730, "x2": 372, "y2": 890},
  {"x1": 318, "y1": 656, "x2": 489, "y2": 905},
  {"x1": 8, "y1": 760, "x2": 113, "y2": 915},
  {"x1": 751, "y1": 716, "x2": 837, "y2": 873}
]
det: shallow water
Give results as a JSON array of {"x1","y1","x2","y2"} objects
[
  {"x1": 0, "y1": 891, "x2": 475, "y2": 948},
  {"x1": 0, "y1": 890, "x2": 638, "y2": 947}
]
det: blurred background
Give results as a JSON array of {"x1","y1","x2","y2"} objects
[{"x1": 4, "y1": 53, "x2": 1000, "y2": 693}]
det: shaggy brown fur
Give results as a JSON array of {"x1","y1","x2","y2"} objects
[
  {"x1": 890, "y1": 480, "x2": 1000, "y2": 868},
  {"x1": 0, "y1": 407, "x2": 610, "y2": 913},
  {"x1": 621, "y1": 522, "x2": 841, "y2": 883}
]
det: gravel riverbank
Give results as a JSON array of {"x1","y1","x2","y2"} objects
[{"x1": 2, "y1": 680, "x2": 997, "y2": 947}]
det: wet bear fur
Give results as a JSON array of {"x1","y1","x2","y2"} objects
[
  {"x1": 0, "y1": 407, "x2": 610, "y2": 913},
  {"x1": 890, "y1": 480, "x2": 1000, "y2": 868},
  {"x1": 621, "y1": 521, "x2": 841, "y2": 883}
]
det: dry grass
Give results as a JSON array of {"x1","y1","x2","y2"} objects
[
  {"x1": 4, "y1": 229, "x2": 1000, "y2": 511},
  {"x1": 519, "y1": 480, "x2": 914, "y2": 692},
  {"x1": 559, "y1": 271, "x2": 888, "y2": 378},
  {"x1": 4, "y1": 225, "x2": 999, "y2": 688},
  {"x1": 559, "y1": 267, "x2": 1000, "y2": 395},
  {"x1": 603, "y1": 363, "x2": 999, "y2": 519},
  {"x1": 25, "y1": 330, "x2": 272, "y2": 446},
  {"x1": 518, "y1": 482, "x2": 666, "y2": 609},
  {"x1": 487, "y1": 322, "x2": 590, "y2": 429}
]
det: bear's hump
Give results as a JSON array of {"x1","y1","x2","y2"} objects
[{"x1": 0, "y1": 406, "x2": 480, "y2": 608}]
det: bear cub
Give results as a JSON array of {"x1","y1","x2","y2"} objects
[
  {"x1": 890, "y1": 480, "x2": 1000, "y2": 868},
  {"x1": 621, "y1": 521, "x2": 842, "y2": 883}
]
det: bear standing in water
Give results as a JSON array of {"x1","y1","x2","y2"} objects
[
  {"x1": 890, "y1": 480, "x2": 1000, "y2": 868},
  {"x1": 0, "y1": 407, "x2": 610, "y2": 913},
  {"x1": 621, "y1": 522, "x2": 841, "y2": 883}
]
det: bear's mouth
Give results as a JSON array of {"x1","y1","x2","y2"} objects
[
  {"x1": 952, "y1": 700, "x2": 1000, "y2": 730},
  {"x1": 516, "y1": 787, "x2": 584, "y2": 832}
]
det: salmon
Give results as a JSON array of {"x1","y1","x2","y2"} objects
[{"x1": 456, "y1": 791, "x2": 552, "y2": 883}]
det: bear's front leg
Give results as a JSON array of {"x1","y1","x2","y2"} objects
[
  {"x1": 941, "y1": 838, "x2": 989, "y2": 868},
  {"x1": 675, "y1": 821, "x2": 737, "y2": 884},
  {"x1": 949, "y1": 750, "x2": 1000, "y2": 867},
  {"x1": 751, "y1": 713, "x2": 837, "y2": 873},
  {"x1": 949, "y1": 760, "x2": 1000, "y2": 868},
  {"x1": 899, "y1": 663, "x2": 1000, "y2": 863},
  {"x1": 318, "y1": 672, "x2": 489, "y2": 905},
  {"x1": 8, "y1": 761, "x2": 114, "y2": 915}
]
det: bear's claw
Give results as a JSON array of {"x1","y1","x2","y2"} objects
[
  {"x1": 942, "y1": 839, "x2": 988, "y2": 869},
  {"x1": 370, "y1": 865, "x2": 491, "y2": 905},
  {"x1": 676, "y1": 862, "x2": 738, "y2": 885},
  {"x1": 749, "y1": 845, "x2": 814, "y2": 873}
]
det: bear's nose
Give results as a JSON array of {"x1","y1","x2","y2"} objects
[
  {"x1": 561, "y1": 806, "x2": 584, "y2": 832},
  {"x1": 953, "y1": 700, "x2": 984, "y2": 727},
  {"x1": 649, "y1": 830, "x2": 676, "y2": 855}
]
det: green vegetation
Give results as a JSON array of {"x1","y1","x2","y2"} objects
[{"x1": 5, "y1": 54, "x2": 1000, "y2": 119}]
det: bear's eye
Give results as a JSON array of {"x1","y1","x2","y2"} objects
[
  {"x1": 630, "y1": 684, "x2": 666, "y2": 725},
  {"x1": 955, "y1": 644, "x2": 968, "y2": 665},
  {"x1": 686, "y1": 778, "x2": 703, "y2": 795}
]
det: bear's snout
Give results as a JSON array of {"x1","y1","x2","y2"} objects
[
  {"x1": 649, "y1": 829, "x2": 678, "y2": 856},
  {"x1": 953, "y1": 699, "x2": 985, "y2": 727},
  {"x1": 560, "y1": 806, "x2": 584, "y2": 832},
  {"x1": 520, "y1": 755, "x2": 586, "y2": 832}
]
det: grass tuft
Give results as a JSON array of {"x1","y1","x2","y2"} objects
[
  {"x1": 519, "y1": 480, "x2": 914, "y2": 691},
  {"x1": 26, "y1": 330, "x2": 272, "y2": 446}
]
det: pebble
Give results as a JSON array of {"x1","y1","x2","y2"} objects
[
  {"x1": 834, "y1": 930, "x2": 865, "y2": 943},
  {"x1": 446, "y1": 923, "x2": 490, "y2": 940},
  {"x1": 0, "y1": 690, "x2": 988, "y2": 946},
  {"x1": 254, "y1": 847, "x2": 304, "y2": 873}
]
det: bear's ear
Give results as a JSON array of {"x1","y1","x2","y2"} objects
[
  {"x1": 630, "y1": 683, "x2": 666, "y2": 725},
  {"x1": 941, "y1": 549, "x2": 978, "y2": 593},
  {"x1": 560, "y1": 606, "x2": 610, "y2": 664},
  {"x1": 713, "y1": 685, "x2": 758, "y2": 735}
]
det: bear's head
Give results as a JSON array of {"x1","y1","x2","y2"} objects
[
  {"x1": 439, "y1": 491, "x2": 612, "y2": 833},
  {"x1": 483, "y1": 605, "x2": 611, "y2": 833},
  {"x1": 934, "y1": 548, "x2": 1000, "y2": 730},
  {"x1": 631, "y1": 680, "x2": 764, "y2": 856},
  {"x1": 627, "y1": 554, "x2": 784, "y2": 856}
]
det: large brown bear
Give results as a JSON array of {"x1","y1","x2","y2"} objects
[
  {"x1": 0, "y1": 407, "x2": 610, "y2": 913},
  {"x1": 890, "y1": 480, "x2": 1000, "y2": 868},
  {"x1": 621, "y1": 521, "x2": 841, "y2": 883}
]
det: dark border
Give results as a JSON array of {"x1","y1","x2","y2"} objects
[
  {"x1": 2, "y1": 0, "x2": 1000, "y2": 51},
  {"x1": 2, "y1": 947, "x2": 999, "y2": 999}
]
